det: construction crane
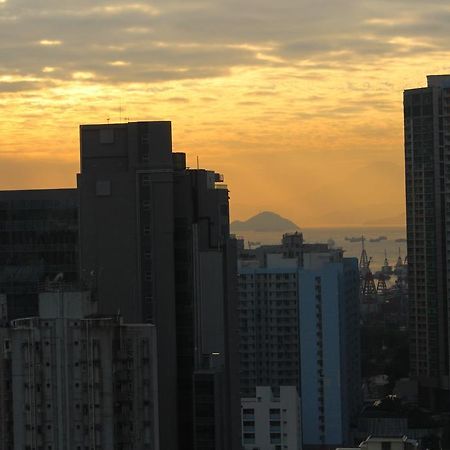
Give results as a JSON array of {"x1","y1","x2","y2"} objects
[{"x1": 359, "y1": 236, "x2": 377, "y2": 297}]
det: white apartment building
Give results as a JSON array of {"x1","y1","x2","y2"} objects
[
  {"x1": 241, "y1": 386, "x2": 301, "y2": 450},
  {"x1": 0, "y1": 288, "x2": 159, "y2": 450}
]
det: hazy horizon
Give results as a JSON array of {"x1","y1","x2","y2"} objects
[
  {"x1": 2, "y1": 0, "x2": 448, "y2": 226},
  {"x1": 230, "y1": 210, "x2": 405, "y2": 229}
]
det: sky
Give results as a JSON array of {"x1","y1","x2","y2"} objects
[{"x1": 1, "y1": 0, "x2": 450, "y2": 227}]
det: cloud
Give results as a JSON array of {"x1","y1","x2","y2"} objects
[
  {"x1": 39, "y1": 39, "x2": 62, "y2": 46},
  {"x1": 0, "y1": 0, "x2": 446, "y2": 226},
  {"x1": 0, "y1": 0, "x2": 450, "y2": 92},
  {"x1": 108, "y1": 61, "x2": 130, "y2": 67},
  {"x1": 0, "y1": 81, "x2": 44, "y2": 92},
  {"x1": 166, "y1": 97, "x2": 189, "y2": 103}
]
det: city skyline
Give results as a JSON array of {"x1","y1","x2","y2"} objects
[{"x1": 3, "y1": 0, "x2": 450, "y2": 226}]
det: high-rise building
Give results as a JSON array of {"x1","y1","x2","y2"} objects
[
  {"x1": 0, "y1": 121, "x2": 239, "y2": 448},
  {"x1": 173, "y1": 166, "x2": 240, "y2": 450},
  {"x1": 78, "y1": 121, "x2": 240, "y2": 449},
  {"x1": 298, "y1": 257, "x2": 360, "y2": 448},
  {"x1": 0, "y1": 189, "x2": 78, "y2": 320},
  {"x1": 0, "y1": 288, "x2": 159, "y2": 450},
  {"x1": 238, "y1": 237, "x2": 360, "y2": 448},
  {"x1": 404, "y1": 75, "x2": 450, "y2": 408}
]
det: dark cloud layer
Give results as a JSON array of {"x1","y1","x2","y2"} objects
[{"x1": 1, "y1": 0, "x2": 450, "y2": 91}]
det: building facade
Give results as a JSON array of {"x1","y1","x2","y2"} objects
[
  {"x1": 0, "y1": 120, "x2": 240, "y2": 449},
  {"x1": 0, "y1": 289, "x2": 159, "y2": 450},
  {"x1": 238, "y1": 238, "x2": 360, "y2": 448},
  {"x1": 239, "y1": 255, "x2": 300, "y2": 396},
  {"x1": 173, "y1": 166, "x2": 240, "y2": 450},
  {"x1": 404, "y1": 75, "x2": 450, "y2": 408},
  {"x1": 78, "y1": 121, "x2": 240, "y2": 449},
  {"x1": 0, "y1": 189, "x2": 78, "y2": 320},
  {"x1": 241, "y1": 386, "x2": 301, "y2": 450},
  {"x1": 298, "y1": 258, "x2": 360, "y2": 448}
]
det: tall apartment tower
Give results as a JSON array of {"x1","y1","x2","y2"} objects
[
  {"x1": 404, "y1": 75, "x2": 450, "y2": 408},
  {"x1": 238, "y1": 241, "x2": 360, "y2": 448},
  {"x1": 0, "y1": 289, "x2": 159, "y2": 450},
  {"x1": 78, "y1": 121, "x2": 240, "y2": 449},
  {"x1": 173, "y1": 165, "x2": 240, "y2": 450},
  {"x1": 78, "y1": 121, "x2": 178, "y2": 449}
]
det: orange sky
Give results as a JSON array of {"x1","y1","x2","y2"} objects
[{"x1": 1, "y1": 0, "x2": 450, "y2": 226}]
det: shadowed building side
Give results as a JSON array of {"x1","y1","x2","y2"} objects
[
  {"x1": 0, "y1": 188, "x2": 79, "y2": 320},
  {"x1": 78, "y1": 121, "x2": 178, "y2": 449},
  {"x1": 78, "y1": 121, "x2": 241, "y2": 449},
  {"x1": 173, "y1": 165, "x2": 241, "y2": 450},
  {"x1": 404, "y1": 75, "x2": 450, "y2": 409}
]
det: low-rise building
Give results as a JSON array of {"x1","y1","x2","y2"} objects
[
  {"x1": 241, "y1": 386, "x2": 301, "y2": 450},
  {"x1": 359, "y1": 435, "x2": 418, "y2": 450}
]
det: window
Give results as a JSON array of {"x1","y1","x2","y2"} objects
[
  {"x1": 243, "y1": 433, "x2": 255, "y2": 444},
  {"x1": 270, "y1": 433, "x2": 281, "y2": 444}
]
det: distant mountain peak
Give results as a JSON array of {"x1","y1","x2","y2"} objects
[{"x1": 231, "y1": 211, "x2": 299, "y2": 232}]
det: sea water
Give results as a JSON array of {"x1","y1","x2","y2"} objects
[{"x1": 234, "y1": 226, "x2": 407, "y2": 272}]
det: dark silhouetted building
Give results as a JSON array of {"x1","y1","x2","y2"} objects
[
  {"x1": 78, "y1": 121, "x2": 240, "y2": 450},
  {"x1": 0, "y1": 189, "x2": 78, "y2": 320},
  {"x1": 404, "y1": 75, "x2": 450, "y2": 408}
]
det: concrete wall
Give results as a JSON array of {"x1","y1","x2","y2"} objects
[
  {"x1": 8, "y1": 314, "x2": 158, "y2": 449},
  {"x1": 241, "y1": 386, "x2": 301, "y2": 450}
]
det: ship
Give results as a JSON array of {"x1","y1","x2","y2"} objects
[
  {"x1": 369, "y1": 236, "x2": 388, "y2": 243},
  {"x1": 345, "y1": 236, "x2": 363, "y2": 243}
]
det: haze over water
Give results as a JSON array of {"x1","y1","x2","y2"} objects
[{"x1": 235, "y1": 226, "x2": 406, "y2": 271}]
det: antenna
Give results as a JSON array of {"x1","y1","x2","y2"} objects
[
  {"x1": 119, "y1": 99, "x2": 122, "y2": 122},
  {"x1": 196, "y1": 156, "x2": 200, "y2": 170}
]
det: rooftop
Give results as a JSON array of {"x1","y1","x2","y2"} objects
[{"x1": 427, "y1": 74, "x2": 450, "y2": 88}]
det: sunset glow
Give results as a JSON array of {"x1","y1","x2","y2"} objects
[{"x1": 2, "y1": 0, "x2": 449, "y2": 226}]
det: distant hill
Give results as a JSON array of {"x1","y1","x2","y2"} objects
[{"x1": 231, "y1": 211, "x2": 300, "y2": 232}]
